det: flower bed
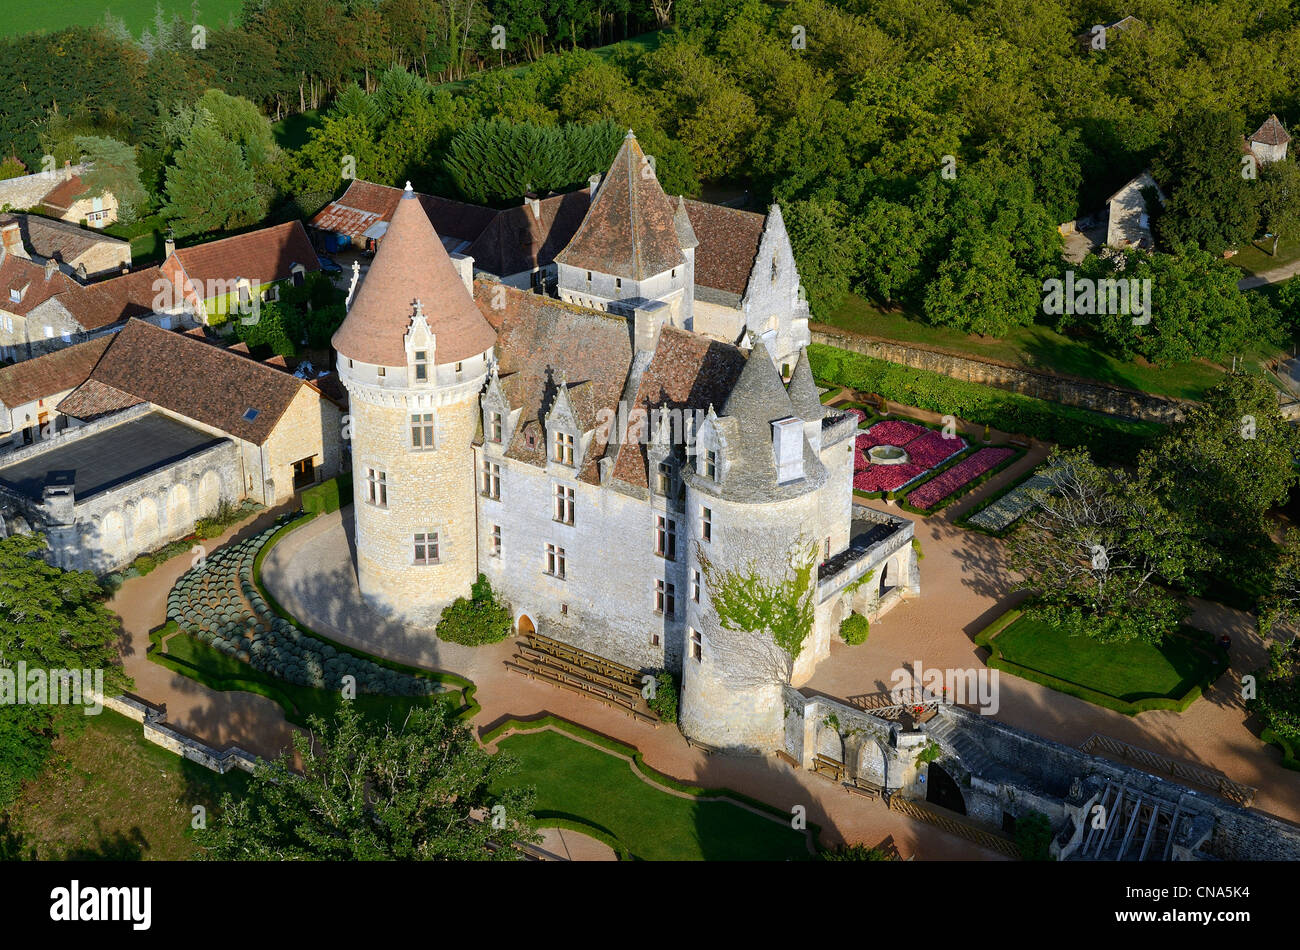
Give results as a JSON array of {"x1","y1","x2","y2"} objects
[
  {"x1": 852, "y1": 420, "x2": 967, "y2": 495},
  {"x1": 904, "y1": 448, "x2": 1015, "y2": 510}
]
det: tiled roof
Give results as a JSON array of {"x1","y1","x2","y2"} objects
[
  {"x1": 68, "y1": 319, "x2": 307, "y2": 444},
  {"x1": 39, "y1": 174, "x2": 92, "y2": 212},
  {"x1": 487, "y1": 285, "x2": 633, "y2": 485},
  {"x1": 332, "y1": 186, "x2": 497, "y2": 366},
  {"x1": 467, "y1": 189, "x2": 590, "y2": 278},
  {"x1": 0, "y1": 254, "x2": 80, "y2": 315},
  {"x1": 47, "y1": 266, "x2": 167, "y2": 331},
  {"x1": 0, "y1": 213, "x2": 128, "y2": 267},
  {"x1": 169, "y1": 221, "x2": 319, "y2": 293},
  {"x1": 609, "y1": 327, "x2": 746, "y2": 490},
  {"x1": 0, "y1": 335, "x2": 112, "y2": 409},
  {"x1": 54, "y1": 378, "x2": 143, "y2": 421},
  {"x1": 554, "y1": 132, "x2": 685, "y2": 280},
  {"x1": 310, "y1": 179, "x2": 497, "y2": 247},
  {"x1": 682, "y1": 200, "x2": 765, "y2": 297},
  {"x1": 1251, "y1": 114, "x2": 1291, "y2": 146}
]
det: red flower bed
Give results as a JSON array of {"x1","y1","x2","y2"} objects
[
  {"x1": 853, "y1": 463, "x2": 927, "y2": 493},
  {"x1": 844, "y1": 407, "x2": 869, "y2": 426},
  {"x1": 904, "y1": 448, "x2": 1014, "y2": 510},
  {"x1": 904, "y1": 429, "x2": 966, "y2": 468},
  {"x1": 857, "y1": 419, "x2": 928, "y2": 448}
]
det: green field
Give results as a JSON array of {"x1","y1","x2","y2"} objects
[
  {"x1": 988, "y1": 613, "x2": 1225, "y2": 706},
  {"x1": 5, "y1": 709, "x2": 248, "y2": 860},
  {"x1": 0, "y1": 0, "x2": 242, "y2": 38},
  {"x1": 493, "y1": 728, "x2": 812, "y2": 861},
  {"x1": 824, "y1": 293, "x2": 1237, "y2": 401}
]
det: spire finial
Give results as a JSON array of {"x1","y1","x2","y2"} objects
[{"x1": 403, "y1": 180, "x2": 414, "y2": 195}]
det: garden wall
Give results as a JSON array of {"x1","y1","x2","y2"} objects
[{"x1": 811, "y1": 324, "x2": 1190, "y2": 424}]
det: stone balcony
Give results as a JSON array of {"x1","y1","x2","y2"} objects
[{"x1": 816, "y1": 504, "x2": 914, "y2": 604}]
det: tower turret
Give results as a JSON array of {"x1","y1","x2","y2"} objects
[{"x1": 332, "y1": 183, "x2": 497, "y2": 626}]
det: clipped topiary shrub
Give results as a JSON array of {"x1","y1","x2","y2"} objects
[
  {"x1": 839, "y1": 613, "x2": 870, "y2": 645},
  {"x1": 436, "y1": 574, "x2": 512, "y2": 646}
]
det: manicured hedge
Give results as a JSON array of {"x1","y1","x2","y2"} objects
[{"x1": 809, "y1": 344, "x2": 1165, "y2": 464}]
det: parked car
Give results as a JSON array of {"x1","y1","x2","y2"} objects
[{"x1": 317, "y1": 254, "x2": 343, "y2": 274}]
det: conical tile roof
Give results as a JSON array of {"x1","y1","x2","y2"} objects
[
  {"x1": 554, "y1": 131, "x2": 685, "y2": 281},
  {"x1": 332, "y1": 183, "x2": 496, "y2": 366},
  {"x1": 786, "y1": 347, "x2": 825, "y2": 421}
]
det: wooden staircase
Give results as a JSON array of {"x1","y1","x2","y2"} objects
[{"x1": 506, "y1": 631, "x2": 659, "y2": 726}]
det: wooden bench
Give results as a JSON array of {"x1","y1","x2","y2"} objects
[
  {"x1": 812, "y1": 754, "x2": 846, "y2": 783},
  {"x1": 775, "y1": 749, "x2": 800, "y2": 769},
  {"x1": 845, "y1": 777, "x2": 882, "y2": 800}
]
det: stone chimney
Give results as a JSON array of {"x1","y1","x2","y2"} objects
[
  {"x1": 771, "y1": 417, "x2": 804, "y2": 484},
  {"x1": 44, "y1": 258, "x2": 58, "y2": 280},
  {"x1": 526, "y1": 196, "x2": 540, "y2": 220},
  {"x1": 588, "y1": 173, "x2": 601, "y2": 197},
  {"x1": 0, "y1": 221, "x2": 22, "y2": 257},
  {"x1": 632, "y1": 300, "x2": 670, "y2": 354},
  {"x1": 75, "y1": 263, "x2": 87, "y2": 281},
  {"x1": 163, "y1": 229, "x2": 176, "y2": 259},
  {"x1": 449, "y1": 253, "x2": 475, "y2": 296}
]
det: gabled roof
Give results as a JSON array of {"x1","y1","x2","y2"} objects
[
  {"x1": 44, "y1": 266, "x2": 166, "y2": 331},
  {"x1": 0, "y1": 213, "x2": 128, "y2": 267},
  {"x1": 466, "y1": 189, "x2": 591, "y2": 278},
  {"x1": 167, "y1": 221, "x2": 319, "y2": 291},
  {"x1": 484, "y1": 284, "x2": 634, "y2": 486},
  {"x1": 0, "y1": 253, "x2": 80, "y2": 315},
  {"x1": 1250, "y1": 114, "x2": 1291, "y2": 146},
  {"x1": 64, "y1": 319, "x2": 309, "y2": 444},
  {"x1": 609, "y1": 326, "x2": 747, "y2": 491},
  {"x1": 0, "y1": 335, "x2": 112, "y2": 409},
  {"x1": 554, "y1": 131, "x2": 686, "y2": 281},
  {"x1": 332, "y1": 185, "x2": 497, "y2": 366},
  {"x1": 39, "y1": 174, "x2": 94, "y2": 213},
  {"x1": 682, "y1": 199, "x2": 766, "y2": 297},
  {"x1": 309, "y1": 179, "x2": 498, "y2": 248}
]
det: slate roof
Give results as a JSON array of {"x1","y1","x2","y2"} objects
[
  {"x1": 486, "y1": 285, "x2": 634, "y2": 486},
  {"x1": 166, "y1": 221, "x2": 319, "y2": 296},
  {"x1": 705, "y1": 338, "x2": 827, "y2": 502},
  {"x1": 682, "y1": 199, "x2": 765, "y2": 297},
  {"x1": 310, "y1": 179, "x2": 498, "y2": 248},
  {"x1": 0, "y1": 335, "x2": 112, "y2": 409},
  {"x1": 786, "y1": 348, "x2": 824, "y2": 422},
  {"x1": 1250, "y1": 114, "x2": 1291, "y2": 146},
  {"x1": 609, "y1": 326, "x2": 746, "y2": 491},
  {"x1": 554, "y1": 132, "x2": 686, "y2": 280},
  {"x1": 333, "y1": 185, "x2": 497, "y2": 366},
  {"x1": 62, "y1": 319, "x2": 307, "y2": 444},
  {"x1": 466, "y1": 189, "x2": 590, "y2": 278}
]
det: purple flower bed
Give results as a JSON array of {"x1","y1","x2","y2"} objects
[
  {"x1": 853, "y1": 463, "x2": 928, "y2": 494},
  {"x1": 904, "y1": 448, "x2": 1014, "y2": 510},
  {"x1": 904, "y1": 429, "x2": 967, "y2": 468}
]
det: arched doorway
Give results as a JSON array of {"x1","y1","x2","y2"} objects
[
  {"x1": 517, "y1": 614, "x2": 535, "y2": 637},
  {"x1": 925, "y1": 762, "x2": 966, "y2": 815},
  {"x1": 879, "y1": 558, "x2": 891, "y2": 596}
]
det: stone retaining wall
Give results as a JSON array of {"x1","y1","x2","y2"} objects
[
  {"x1": 811, "y1": 323, "x2": 1192, "y2": 424},
  {"x1": 93, "y1": 689, "x2": 260, "y2": 775}
]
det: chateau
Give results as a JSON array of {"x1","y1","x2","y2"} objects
[{"x1": 332, "y1": 132, "x2": 919, "y2": 751}]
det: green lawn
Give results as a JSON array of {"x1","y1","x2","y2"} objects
[
  {"x1": 824, "y1": 294, "x2": 1231, "y2": 401},
  {"x1": 493, "y1": 728, "x2": 812, "y2": 861},
  {"x1": 989, "y1": 613, "x2": 1226, "y2": 707},
  {"x1": 1228, "y1": 235, "x2": 1300, "y2": 278},
  {"x1": 6, "y1": 709, "x2": 248, "y2": 860},
  {"x1": 0, "y1": 0, "x2": 241, "y2": 38}
]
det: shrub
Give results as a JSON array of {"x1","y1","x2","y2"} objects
[
  {"x1": 435, "y1": 574, "x2": 512, "y2": 646},
  {"x1": 131, "y1": 554, "x2": 158, "y2": 576},
  {"x1": 1015, "y1": 811, "x2": 1054, "y2": 861},
  {"x1": 647, "y1": 671, "x2": 678, "y2": 724},
  {"x1": 839, "y1": 613, "x2": 870, "y2": 645},
  {"x1": 821, "y1": 843, "x2": 895, "y2": 861}
]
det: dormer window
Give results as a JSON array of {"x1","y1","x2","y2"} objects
[
  {"x1": 552, "y1": 430, "x2": 574, "y2": 466},
  {"x1": 414, "y1": 350, "x2": 428, "y2": 381},
  {"x1": 704, "y1": 449, "x2": 718, "y2": 481},
  {"x1": 655, "y1": 461, "x2": 672, "y2": 495},
  {"x1": 488, "y1": 410, "x2": 503, "y2": 443},
  {"x1": 8, "y1": 288, "x2": 19, "y2": 303}
]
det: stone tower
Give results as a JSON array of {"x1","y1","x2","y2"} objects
[
  {"x1": 680, "y1": 338, "x2": 828, "y2": 751},
  {"x1": 332, "y1": 183, "x2": 497, "y2": 627}
]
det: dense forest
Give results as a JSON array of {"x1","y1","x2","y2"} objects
[{"x1": 2, "y1": 0, "x2": 1300, "y2": 362}]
